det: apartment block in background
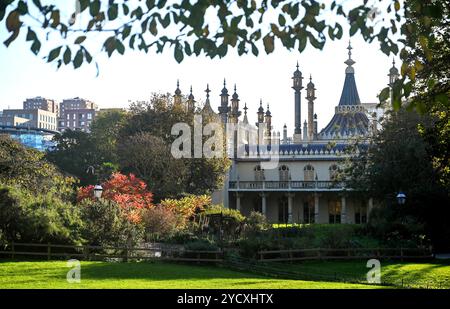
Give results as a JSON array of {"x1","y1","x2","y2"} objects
[
  {"x1": 23, "y1": 97, "x2": 59, "y2": 115},
  {"x1": 58, "y1": 97, "x2": 98, "y2": 132},
  {"x1": 0, "y1": 109, "x2": 58, "y2": 131}
]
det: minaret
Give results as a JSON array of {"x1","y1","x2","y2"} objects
[
  {"x1": 187, "y1": 86, "x2": 195, "y2": 112},
  {"x1": 265, "y1": 103, "x2": 272, "y2": 143},
  {"x1": 313, "y1": 113, "x2": 318, "y2": 139},
  {"x1": 306, "y1": 75, "x2": 316, "y2": 140},
  {"x1": 283, "y1": 124, "x2": 287, "y2": 144},
  {"x1": 229, "y1": 84, "x2": 241, "y2": 124},
  {"x1": 292, "y1": 62, "x2": 303, "y2": 143},
  {"x1": 303, "y1": 120, "x2": 308, "y2": 140},
  {"x1": 218, "y1": 79, "x2": 229, "y2": 124},
  {"x1": 174, "y1": 80, "x2": 182, "y2": 106},
  {"x1": 345, "y1": 41, "x2": 355, "y2": 74},
  {"x1": 256, "y1": 99, "x2": 264, "y2": 126},
  {"x1": 388, "y1": 58, "x2": 400, "y2": 106}
]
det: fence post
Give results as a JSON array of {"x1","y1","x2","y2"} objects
[
  {"x1": 11, "y1": 241, "x2": 15, "y2": 259},
  {"x1": 47, "y1": 242, "x2": 51, "y2": 260},
  {"x1": 84, "y1": 246, "x2": 89, "y2": 261}
]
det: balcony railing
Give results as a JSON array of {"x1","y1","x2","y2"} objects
[{"x1": 229, "y1": 180, "x2": 345, "y2": 191}]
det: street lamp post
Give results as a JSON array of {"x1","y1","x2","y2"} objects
[
  {"x1": 93, "y1": 184, "x2": 103, "y2": 199},
  {"x1": 396, "y1": 192, "x2": 406, "y2": 205}
]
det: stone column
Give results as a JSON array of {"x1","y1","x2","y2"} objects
[
  {"x1": 287, "y1": 193, "x2": 294, "y2": 223},
  {"x1": 341, "y1": 196, "x2": 347, "y2": 224},
  {"x1": 236, "y1": 193, "x2": 241, "y2": 212},
  {"x1": 367, "y1": 197, "x2": 373, "y2": 221},
  {"x1": 314, "y1": 193, "x2": 320, "y2": 223},
  {"x1": 260, "y1": 193, "x2": 267, "y2": 217}
]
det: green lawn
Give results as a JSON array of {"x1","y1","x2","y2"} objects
[
  {"x1": 0, "y1": 260, "x2": 382, "y2": 289},
  {"x1": 274, "y1": 260, "x2": 450, "y2": 289}
]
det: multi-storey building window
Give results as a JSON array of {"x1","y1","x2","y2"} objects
[
  {"x1": 329, "y1": 164, "x2": 339, "y2": 181},
  {"x1": 254, "y1": 165, "x2": 265, "y2": 181},
  {"x1": 304, "y1": 164, "x2": 315, "y2": 181},
  {"x1": 279, "y1": 165, "x2": 289, "y2": 181}
]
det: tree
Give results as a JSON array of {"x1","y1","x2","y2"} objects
[
  {"x1": 1, "y1": 0, "x2": 446, "y2": 109},
  {"x1": 118, "y1": 93, "x2": 230, "y2": 201},
  {"x1": 0, "y1": 135, "x2": 76, "y2": 200},
  {"x1": 78, "y1": 172, "x2": 154, "y2": 223},
  {"x1": 345, "y1": 108, "x2": 450, "y2": 250},
  {"x1": 90, "y1": 109, "x2": 128, "y2": 165},
  {"x1": 117, "y1": 132, "x2": 187, "y2": 201},
  {"x1": 46, "y1": 129, "x2": 99, "y2": 185}
]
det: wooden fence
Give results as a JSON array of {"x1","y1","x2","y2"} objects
[
  {"x1": 0, "y1": 242, "x2": 223, "y2": 262},
  {"x1": 258, "y1": 247, "x2": 434, "y2": 262}
]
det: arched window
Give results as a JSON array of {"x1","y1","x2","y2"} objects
[
  {"x1": 304, "y1": 164, "x2": 315, "y2": 181},
  {"x1": 329, "y1": 164, "x2": 339, "y2": 181},
  {"x1": 254, "y1": 165, "x2": 265, "y2": 181},
  {"x1": 278, "y1": 165, "x2": 289, "y2": 181}
]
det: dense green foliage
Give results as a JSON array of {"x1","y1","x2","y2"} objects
[
  {"x1": 345, "y1": 109, "x2": 450, "y2": 250},
  {"x1": 0, "y1": 185, "x2": 83, "y2": 244}
]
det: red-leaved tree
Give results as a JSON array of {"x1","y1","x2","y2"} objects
[{"x1": 77, "y1": 172, "x2": 154, "y2": 223}]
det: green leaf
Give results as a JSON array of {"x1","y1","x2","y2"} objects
[
  {"x1": 47, "y1": 46, "x2": 62, "y2": 62},
  {"x1": 63, "y1": 46, "x2": 71, "y2": 64},
  {"x1": 349, "y1": 23, "x2": 358, "y2": 36},
  {"x1": 251, "y1": 43, "x2": 258, "y2": 56},
  {"x1": 122, "y1": 3, "x2": 129, "y2": 15},
  {"x1": 115, "y1": 40, "x2": 125, "y2": 55},
  {"x1": 157, "y1": 0, "x2": 167, "y2": 9},
  {"x1": 17, "y1": 0, "x2": 28, "y2": 15},
  {"x1": 26, "y1": 27, "x2": 37, "y2": 41},
  {"x1": 89, "y1": 0, "x2": 101, "y2": 17},
  {"x1": 122, "y1": 25, "x2": 132, "y2": 39},
  {"x1": 149, "y1": 18, "x2": 157, "y2": 35},
  {"x1": 107, "y1": 4, "x2": 118, "y2": 20},
  {"x1": 73, "y1": 49, "x2": 83, "y2": 68},
  {"x1": 263, "y1": 34, "x2": 274, "y2": 54},
  {"x1": 378, "y1": 87, "x2": 390, "y2": 102},
  {"x1": 30, "y1": 38, "x2": 41, "y2": 54},
  {"x1": 278, "y1": 14, "x2": 286, "y2": 27},
  {"x1": 174, "y1": 43, "x2": 184, "y2": 63},
  {"x1": 50, "y1": 10, "x2": 60, "y2": 28},
  {"x1": 74, "y1": 36, "x2": 86, "y2": 44},
  {"x1": 4, "y1": 29, "x2": 19, "y2": 47}
]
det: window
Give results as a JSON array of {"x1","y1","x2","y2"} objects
[
  {"x1": 355, "y1": 202, "x2": 367, "y2": 224},
  {"x1": 304, "y1": 164, "x2": 315, "y2": 181},
  {"x1": 279, "y1": 165, "x2": 289, "y2": 181},
  {"x1": 73, "y1": 114, "x2": 76, "y2": 119},
  {"x1": 254, "y1": 165, "x2": 265, "y2": 181},
  {"x1": 328, "y1": 199, "x2": 342, "y2": 224},
  {"x1": 67, "y1": 114, "x2": 70, "y2": 120},
  {"x1": 87, "y1": 113, "x2": 92, "y2": 120},
  {"x1": 303, "y1": 201, "x2": 315, "y2": 224},
  {"x1": 329, "y1": 164, "x2": 339, "y2": 181}
]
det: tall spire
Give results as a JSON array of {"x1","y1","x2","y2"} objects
[
  {"x1": 345, "y1": 41, "x2": 355, "y2": 74},
  {"x1": 292, "y1": 62, "x2": 303, "y2": 137},
  {"x1": 243, "y1": 102, "x2": 249, "y2": 124},
  {"x1": 219, "y1": 78, "x2": 229, "y2": 124},
  {"x1": 174, "y1": 79, "x2": 182, "y2": 105},
  {"x1": 229, "y1": 83, "x2": 241, "y2": 123},
  {"x1": 187, "y1": 85, "x2": 195, "y2": 112},
  {"x1": 202, "y1": 84, "x2": 214, "y2": 114},
  {"x1": 388, "y1": 58, "x2": 400, "y2": 86}
]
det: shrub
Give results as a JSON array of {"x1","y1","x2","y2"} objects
[
  {"x1": 141, "y1": 206, "x2": 178, "y2": 241},
  {"x1": 242, "y1": 211, "x2": 270, "y2": 237},
  {"x1": 78, "y1": 198, "x2": 144, "y2": 246},
  {"x1": 184, "y1": 239, "x2": 219, "y2": 251},
  {"x1": 0, "y1": 185, "x2": 83, "y2": 244},
  {"x1": 198, "y1": 205, "x2": 245, "y2": 241},
  {"x1": 159, "y1": 195, "x2": 210, "y2": 229}
]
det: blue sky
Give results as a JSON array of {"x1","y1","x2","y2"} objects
[{"x1": 0, "y1": 1, "x2": 399, "y2": 135}]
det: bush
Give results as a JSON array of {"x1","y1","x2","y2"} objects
[
  {"x1": 184, "y1": 239, "x2": 219, "y2": 251},
  {"x1": 78, "y1": 198, "x2": 144, "y2": 246},
  {"x1": 198, "y1": 205, "x2": 245, "y2": 241},
  {"x1": 141, "y1": 206, "x2": 178, "y2": 241},
  {"x1": 0, "y1": 185, "x2": 83, "y2": 244},
  {"x1": 242, "y1": 211, "x2": 270, "y2": 237}
]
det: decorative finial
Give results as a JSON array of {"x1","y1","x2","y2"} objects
[
  {"x1": 190, "y1": 85, "x2": 193, "y2": 94},
  {"x1": 309, "y1": 74, "x2": 312, "y2": 82},
  {"x1": 392, "y1": 58, "x2": 396, "y2": 66},
  {"x1": 243, "y1": 102, "x2": 248, "y2": 114},
  {"x1": 260, "y1": 99, "x2": 262, "y2": 106},
  {"x1": 205, "y1": 84, "x2": 210, "y2": 99},
  {"x1": 175, "y1": 79, "x2": 181, "y2": 95},
  {"x1": 267, "y1": 103, "x2": 270, "y2": 110},
  {"x1": 234, "y1": 84, "x2": 236, "y2": 92},
  {"x1": 224, "y1": 78, "x2": 226, "y2": 87},
  {"x1": 344, "y1": 41, "x2": 355, "y2": 73},
  {"x1": 296, "y1": 61, "x2": 299, "y2": 70}
]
